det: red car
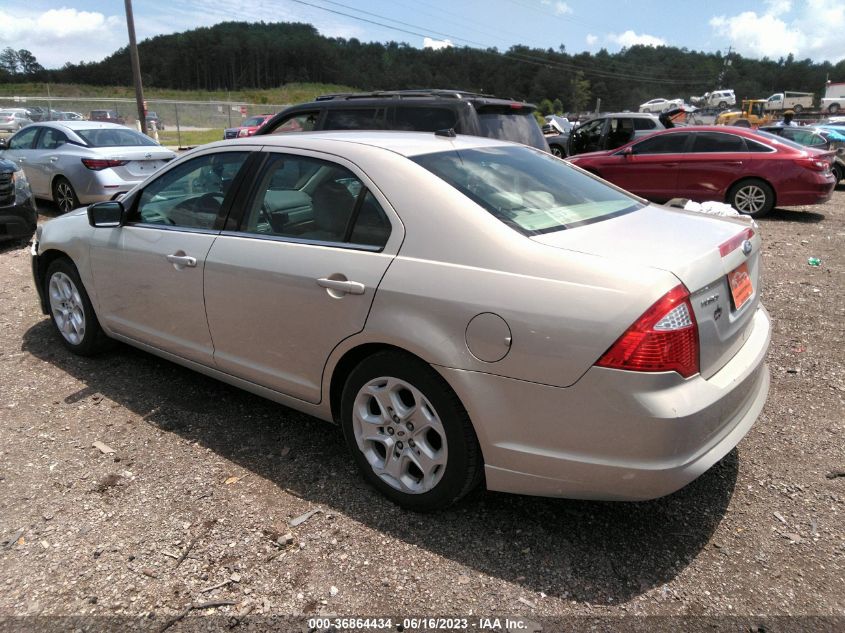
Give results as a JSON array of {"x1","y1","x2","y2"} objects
[
  {"x1": 567, "y1": 126, "x2": 836, "y2": 217},
  {"x1": 223, "y1": 114, "x2": 274, "y2": 140}
]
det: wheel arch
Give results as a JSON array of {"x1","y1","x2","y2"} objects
[
  {"x1": 329, "y1": 342, "x2": 431, "y2": 425},
  {"x1": 36, "y1": 248, "x2": 75, "y2": 313}
]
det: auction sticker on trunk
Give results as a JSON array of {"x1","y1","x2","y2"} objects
[{"x1": 729, "y1": 262, "x2": 753, "y2": 309}]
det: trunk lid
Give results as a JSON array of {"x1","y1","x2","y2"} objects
[
  {"x1": 95, "y1": 147, "x2": 175, "y2": 180},
  {"x1": 532, "y1": 204, "x2": 762, "y2": 379}
]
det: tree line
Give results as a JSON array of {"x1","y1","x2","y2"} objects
[{"x1": 3, "y1": 21, "x2": 844, "y2": 111}]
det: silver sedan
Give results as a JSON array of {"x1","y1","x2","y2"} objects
[
  {"x1": 31, "y1": 132, "x2": 771, "y2": 510},
  {"x1": 0, "y1": 121, "x2": 175, "y2": 213}
]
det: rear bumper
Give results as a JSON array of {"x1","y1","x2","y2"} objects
[
  {"x1": 437, "y1": 304, "x2": 771, "y2": 501},
  {"x1": 776, "y1": 173, "x2": 836, "y2": 206}
]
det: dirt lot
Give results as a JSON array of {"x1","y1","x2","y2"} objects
[{"x1": 0, "y1": 191, "x2": 843, "y2": 631}]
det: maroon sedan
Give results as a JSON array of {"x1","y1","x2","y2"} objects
[{"x1": 567, "y1": 126, "x2": 836, "y2": 217}]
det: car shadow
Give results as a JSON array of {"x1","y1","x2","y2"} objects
[
  {"x1": 21, "y1": 320, "x2": 738, "y2": 605},
  {"x1": 765, "y1": 207, "x2": 825, "y2": 223}
]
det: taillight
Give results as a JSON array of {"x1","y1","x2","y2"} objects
[
  {"x1": 719, "y1": 227, "x2": 755, "y2": 257},
  {"x1": 596, "y1": 284, "x2": 699, "y2": 378},
  {"x1": 797, "y1": 157, "x2": 830, "y2": 171},
  {"x1": 81, "y1": 158, "x2": 128, "y2": 170}
]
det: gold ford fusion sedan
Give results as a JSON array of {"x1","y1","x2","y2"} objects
[{"x1": 31, "y1": 132, "x2": 771, "y2": 511}]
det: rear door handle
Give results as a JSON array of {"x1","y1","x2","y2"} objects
[
  {"x1": 725, "y1": 161, "x2": 744, "y2": 166},
  {"x1": 317, "y1": 278, "x2": 365, "y2": 295},
  {"x1": 166, "y1": 253, "x2": 197, "y2": 268},
  {"x1": 660, "y1": 162, "x2": 679, "y2": 167}
]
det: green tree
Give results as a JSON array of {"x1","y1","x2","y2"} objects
[
  {"x1": 0, "y1": 47, "x2": 18, "y2": 74},
  {"x1": 552, "y1": 98, "x2": 563, "y2": 114},
  {"x1": 16, "y1": 49, "x2": 43, "y2": 75},
  {"x1": 538, "y1": 98, "x2": 554, "y2": 115}
]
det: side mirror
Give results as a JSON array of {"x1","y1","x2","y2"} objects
[
  {"x1": 88, "y1": 201, "x2": 125, "y2": 227},
  {"x1": 622, "y1": 146, "x2": 634, "y2": 158},
  {"x1": 0, "y1": 138, "x2": 7, "y2": 150}
]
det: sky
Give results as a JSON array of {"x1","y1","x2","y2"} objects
[{"x1": 0, "y1": 0, "x2": 843, "y2": 70}]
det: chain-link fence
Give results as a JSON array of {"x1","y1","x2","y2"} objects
[{"x1": 0, "y1": 95, "x2": 290, "y2": 147}]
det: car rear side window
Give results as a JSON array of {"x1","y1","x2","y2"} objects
[
  {"x1": 633, "y1": 118, "x2": 657, "y2": 130},
  {"x1": 240, "y1": 154, "x2": 391, "y2": 249},
  {"x1": 413, "y1": 145, "x2": 643, "y2": 235},
  {"x1": 323, "y1": 108, "x2": 385, "y2": 130},
  {"x1": 631, "y1": 133, "x2": 689, "y2": 154},
  {"x1": 690, "y1": 132, "x2": 745, "y2": 152},
  {"x1": 269, "y1": 112, "x2": 319, "y2": 134},
  {"x1": 393, "y1": 107, "x2": 458, "y2": 132},
  {"x1": 133, "y1": 152, "x2": 249, "y2": 229},
  {"x1": 475, "y1": 106, "x2": 547, "y2": 150},
  {"x1": 36, "y1": 128, "x2": 69, "y2": 150}
]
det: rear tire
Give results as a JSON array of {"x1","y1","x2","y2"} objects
[
  {"x1": 52, "y1": 177, "x2": 79, "y2": 214},
  {"x1": 45, "y1": 258, "x2": 108, "y2": 356},
  {"x1": 340, "y1": 351, "x2": 483, "y2": 511},
  {"x1": 833, "y1": 163, "x2": 843, "y2": 188},
  {"x1": 549, "y1": 144, "x2": 565, "y2": 158},
  {"x1": 829, "y1": 103, "x2": 840, "y2": 114},
  {"x1": 718, "y1": 101, "x2": 728, "y2": 109},
  {"x1": 728, "y1": 178, "x2": 775, "y2": 218},
  {"x1": 793, "y1": 104, "x2": 803, "y2": 113}
]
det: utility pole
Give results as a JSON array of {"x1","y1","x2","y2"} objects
[
  {"x1": 717, "y1": 46, "x2": 733, "y2": 89},
  {"x1": 124, "y1": 0, "x2": 146, "y2": 134}
]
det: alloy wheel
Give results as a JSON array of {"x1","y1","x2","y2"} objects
[
  {"x1": 352, "y1": 376, "x2": 448, "y2": 494},
  {"x1": 734, "y1": 185, "x2": 767, "y2": 214},
  {"x1": 48, "y1": 272, "x2": 86, "y2": 345},
  {"x1": 55, "y1": 181, "x2": 76, "y2": 213}
]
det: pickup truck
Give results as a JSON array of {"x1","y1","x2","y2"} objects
[{"x1": 764, "y1": 91, "x2": 814, "y2": 112}]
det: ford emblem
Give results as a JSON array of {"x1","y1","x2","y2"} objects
[{"x1": 741, "y1": 240, "x2": 753, "y2": 256}]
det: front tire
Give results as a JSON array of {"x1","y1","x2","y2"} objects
[
  {"x1": 45, "y1": 258, "x2": 108, "y2": 356},
  {"x1": 549, "y1": 144, "x2": 565, "y2": 158},
  {"x1": 829, "y1": 103, "x2": 840, "y2": 114},
  {"x1": 718, "y1": 101, "x2": 728, "y2": 109},
  {"x1": 728, "y1": 178, "x2": 775, "y2": 218},
  {"x1": 52, "y1": 177, "x2": 79, "y2": 214},
  {"x1": 340, "y1": 351, "x2": 483, "y2": 511}
]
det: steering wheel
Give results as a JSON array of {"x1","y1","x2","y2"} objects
[{"x1": 173, "y1": 192, "x2": 224, "y2": 214}]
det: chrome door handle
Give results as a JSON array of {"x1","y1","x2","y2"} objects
[
  {"x1": 166, "y1": 254, "x2": 197, "y2": 267},
  {"x1": 49, "y1": 156, "x2": 58, "y2": 162},
  {"x1": 660, "y1": 162, "x2": 679, "y2": 167},
  {"x1": 317, "y1": 278, "x2": 365, "y2": 295}
]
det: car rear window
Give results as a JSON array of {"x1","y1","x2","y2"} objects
[
  {"x1": 412, "y1": 145, "x2": 643, "y2": 236},
  {"x1": 75, "y1": 128, "x2": 158, "y2": 147},
  {"x1": 474, "y1": 106, "x2": 547, "y2": 151}
]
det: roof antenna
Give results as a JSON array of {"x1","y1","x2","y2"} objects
[{"x1": 435, "y1": 128, "x2": 456, "y2": 138}]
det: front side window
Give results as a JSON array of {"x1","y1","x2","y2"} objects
[
  {"x1": 269, "y1": 112, "x2": 319, "y2": 134},
  {"x1": 570, "y1": 118, "x2": 604, "y2": 154},
  {"x1": 9, "y1": 126, "x2": 39, "y2": 149},
  {"x1": 133, "y1": 152, "x2": 249, "y2": 229},
  {"x1": 240, "y1": 154, "x2": 391, "y2": 248},
  {"x1": 606, "y1": 118, "x2": 635, "y2": 148},
  {"x1": 413, "y1": 145, "x2": 643, "y2": 236}
]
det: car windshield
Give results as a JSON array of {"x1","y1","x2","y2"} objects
[
  {"x1": 75, "y1": 128, "x2": 158, "y2": 147},
  {"x1": 242, "y1": 116, "x2": 266, "y2": 127},
  {"x1": 412, "y1": 145, "x2": 643, "y2": 236},
  {"x1": 475, "y1": 106, "x2": 547, "y2": 150}
]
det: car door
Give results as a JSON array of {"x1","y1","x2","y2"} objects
[
  {"x1": 28, "y1": 127, "x2": 69, "y2": 196},
  {"x1": 597, "y1": 132, "x2": 689, "y2": 201},
  {"x1": 676, "y1": 131, "x2": 749, "y2": 200},
  {"x1": 203, "y1": 150, "x2": 403, "y2": 404},
  {"x1": 2, "y1": 126, "x2": 42, "y2": 195},
  {"x1": 88, "y1": 149, "x2": 254, "y2": 365}
]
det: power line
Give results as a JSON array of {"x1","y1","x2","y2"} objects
[{"x1": 286, "y1": 0, "x2": 715, "y2": 86}]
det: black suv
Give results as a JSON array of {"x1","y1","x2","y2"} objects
[{"x1": 254, "y1": 90, "x2": 549, "y2": 151}]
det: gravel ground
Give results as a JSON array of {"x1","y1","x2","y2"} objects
[{"x1": 0, "y1": 191, "x2": 843, "y2": 631}]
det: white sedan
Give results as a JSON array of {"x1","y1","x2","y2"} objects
[{"x1": 639, "y1": 98, "x2": 684, "y2": 113}]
